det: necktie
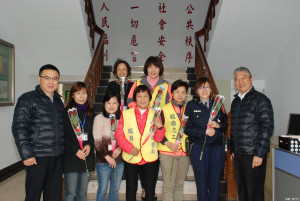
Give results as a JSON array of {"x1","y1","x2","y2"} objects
[{"x1": 205, "y1": 102, "x2": 208, "y2": 108}]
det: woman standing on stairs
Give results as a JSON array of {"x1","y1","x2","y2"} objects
[
  {"x1": 63, "y1": 82, "x2": 95, "y2": 201},
  {"x1": 115, "y1": 85, "x2": 165, "y2": 201},
  {"x1": 184, "y1": 77, "x2": 227, "y2": 201},
  {"x1": 106, "y1": 59, "x2": 134, "y2": 111},
  {"x1": 127, "y1": 55, "x2": 172, "y2": 108},
  {"x1": 158, "y1": 79, "x2": 190, "y2": 201},
  {"x1": 127, "y1": 56, "x2": 172, "y2": 200},
  {"x1": 93, "y1": 90, "x2": 124, "y2": 201}
]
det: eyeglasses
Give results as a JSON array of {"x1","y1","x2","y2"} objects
[
  {"x1": 198, "y1": 86, "x2": 210, "y2": 91},
  {"x1": 40, "y1": 76, "x2": 60, "y2": 81}
]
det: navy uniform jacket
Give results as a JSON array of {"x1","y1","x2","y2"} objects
[{"x1": 184, "y1": 97, "x2": 227, "y2": 146}]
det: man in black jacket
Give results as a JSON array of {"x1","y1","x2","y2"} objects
[
  {"x1": 12, "y1": 64, "x2": 64, "y2": 201},
  {"x1": 230, "y1": 67, "x2": 274, "y2": 201}
]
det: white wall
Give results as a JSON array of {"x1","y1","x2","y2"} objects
[
  {"x1": 207, "y1": 0, "x2": 300, "y2": 80},
  {"x1": 93, "y1": 0, "x2": 210, "y2": 67},
  {"x1": 0, "y1": 0, "x2": 92, "y2": 169},
  {"x1": 265, "y1": 25, "x2": 300, "y2": 136}
]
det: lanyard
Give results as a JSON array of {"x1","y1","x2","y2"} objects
[{"x1": 78, "y1": 113, "x2": 87, "y2": 133}]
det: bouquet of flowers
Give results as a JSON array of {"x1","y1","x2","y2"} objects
[
  {"x1": 109, "y1": 113, "x2": 117, "y2": 180},
  {"x1": 109, "y1": 114, "x2": 117, "y2": 152},
  {"x1": 174, "y1": 115, "x2": 189, "y2": 147},
  {"x1": 119, "y1": 77, "x2": 126, "y2": 111},
  {"x1": 142, "y1": 84, "x2": 166, "y2": 146},
  {"x1": 67, "y1": 108, "x2": 89, "y2": 176},
  {"x1": 200, "y1": 94, "x2": 225, "y2": 160},
  {"x1": 170, "y1": 115, "x2": 189, "y2": 180}
]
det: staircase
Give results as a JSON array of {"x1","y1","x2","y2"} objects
[
  {"x1": 88, "y1": 66, "x2": 227, "y2": 200},
  {"x1": 82, "y1": 0, "x2": 237, "y2": 200},
  {"x1": 93, "y1": 66, "x2": 196, "y2": 114}
]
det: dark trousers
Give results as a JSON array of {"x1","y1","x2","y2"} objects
[
  {"x1": 138, "y1": 160, "x2": 159, "y2": 194},
  {"x1": 24, "y1": 156, "x2": 63, "y2": 201},
  {"x1": 234, "y1": 154, "x2": 267, "y2": 201},
  {"x1": 125, "y1": 160, "x2": 159, "y2": 201},
  {"x1": 190, "y1": 144, "x2": 225, "y2": 201}
]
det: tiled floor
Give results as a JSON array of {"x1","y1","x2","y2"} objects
[{"x1": 0, "y1": 171, "x2": 26, "y2": 201}]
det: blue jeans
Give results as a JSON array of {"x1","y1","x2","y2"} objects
[
  {"x1": 63, "y1": 172, "x2": 90, "y2": 201},
  {"x1": 96, "y1": 162, "x2": 124, "y2": 201}
]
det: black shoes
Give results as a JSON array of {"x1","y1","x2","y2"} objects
[{"x1": 141, "y1": 195, "x2": 158, "y2": 200}]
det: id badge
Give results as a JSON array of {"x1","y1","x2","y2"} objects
[
  {"x1": 108, "y1": 144, "x2": 112, "y2": 151},
  {"x1": 81, "y1": 133, "x2": 88, "y2": 141}
]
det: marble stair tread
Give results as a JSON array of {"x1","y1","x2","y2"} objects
[
  {"x1": 87, "y1": 164, "x2": 198, "y2": 198},
  {"x1": 87, "y1": 193, "x2": 200, "y2": 201},
  {"x1": 87, "y1": 179, "x2": 198, "y2": 196},
  {"x1": 90, "y1": 164, "x2": 194, "y2": 180}
]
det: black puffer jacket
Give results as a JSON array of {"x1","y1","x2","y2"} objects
[
  {"x1": 12, "y1": 85, "x2": 64, "y2": 160},
  {"x1": 230, "y1": 87, "x2": 274, "y2": 158}
]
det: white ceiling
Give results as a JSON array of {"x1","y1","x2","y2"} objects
[{"x1": 207, "y1": 0, "x2": 300, "y2": 80}]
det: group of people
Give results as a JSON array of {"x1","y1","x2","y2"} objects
[{"x1": 12, "y1": 56, "x2": 274, "y2": 201}]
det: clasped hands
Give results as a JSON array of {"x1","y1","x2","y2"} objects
[
  {"x1": 76, "y1": 145, "x2": 91, "y2": 160},
  {"x1": 206, "y1": 121, "x2": 220, "y2": 136}
]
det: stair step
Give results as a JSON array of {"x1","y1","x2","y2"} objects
[
  {"x1": 101, "y1": 72, "x2": 111, "y2": 79},
  {"x1": 190, "y1": 87, "x2": 196, "y2": 95},
  {"x1": 95, "y1": 94, "x2": 104, "y2": 102},
  {"x1": 187, "y1": 73, "x2": 196, "y2": 80},
  {"x1": 88, "y1": 163, "x2": 227, "y2": 197},
  {"x1": 87, "y1": 193, "x2": 200, "y2": 200},
  {"x1": 97, "y1": 86, "x2": 107, "y2": 94},
  {"x1": 189, "y1": 80, "x2": 196, "y2": 87},
  {"x1": 87, "y1": 180, "x2": 198, "y2": 198},
  {"x1": 186, "y1": 67, "x2": 195, "y2": 73},
  {"x1": 87, "y1": 179, "x2": 227, "y2": 200},
  {"x1": 93, "y1": 103, "x2": 102, "y2": 114},
  {"x1": 99, "y1": 79, "x2": 109, "y2": 86},
  {"x1": 103, "y1": 65, "x2": 112, "y2": 72}
]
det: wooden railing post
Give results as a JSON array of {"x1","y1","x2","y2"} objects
[
  {"x1": 83, "y1": 0, "x2": 105, "y2": 105},
  {"x1": 225, "y1": 113, "x2": 237, "y2": 200},
  {"x1": 194, "y1": 0, "x2": 238, "y2": 200}
]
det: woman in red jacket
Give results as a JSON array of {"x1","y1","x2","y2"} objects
[{"x1": 115, "y1": 85, "x2": 165, "y2": 201}]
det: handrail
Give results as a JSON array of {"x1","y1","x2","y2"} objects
[
  {"x1": 84, "y1": 0, "x2": 104, "y2": 49},
  {"x1": 194, "y1": 0, "x2": 219, "y2": 96},
  {"x1": 83, "y1": 0, "x2": 105, "y2": 105},
  {"x1": 194, "y1": 0, "x2": 237, "y2": 200},
  {"x1": 194, "y1": 35, "x2": 218, "y2": 94}
]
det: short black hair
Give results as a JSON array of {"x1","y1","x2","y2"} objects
[
  {"x1": 143, "y1": 56, "x2": 164, "y2": 76},
  {"x1": 171, "y1": 79, "x2": 189, "y2": 93},
  {"x1": 133, "y1": 85, "x2": 152, "y2": 102},
  {"x1": 39, "y1": 64, "x2": 60, "y2": 76},
  {"x1": 113, "y1": 59, "x2": 131, "y2": 77},
  {"x1": 102, "y1": 90, "x2": 121, "y2": 119}
]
